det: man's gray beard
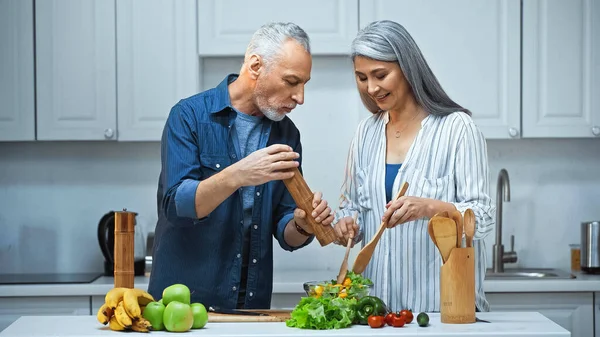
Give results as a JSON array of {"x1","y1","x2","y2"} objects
[{"x1": 262, "y1": 107, "x2": 285, "y2": 122}]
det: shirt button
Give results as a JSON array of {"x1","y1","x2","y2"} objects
[
  {"x1": 232, "y1": 286, "x2": 237, "y2": 291},
  {"x1": 252, "y1": 259, "x2": 257, "y2": 264},
  {"x1": 256, "y1": 192, "x2": 260, "y2": 197},
  {"x1": 249, "y1": 292, "x2": 254, "y2": 297},
  {"x1": 253, "y1": 225, "x2": 258, "y2": 230},
  {"x1": 231, "y1": 154, "x2": 236, "y2": 159},
  {"x1": 236, "y1": 253, "x2": 241, "y2": 258},
  {"x1": 216, "y1": 163, "x2": 221, "y2": 168},
  {"x1": 240, "y1": 220, "x2": 244, "y2": 225}
]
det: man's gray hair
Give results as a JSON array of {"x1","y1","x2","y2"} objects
[
  {"x1": 351, "y1": 20, "x2": 470, "y2": 116},
  {"x1": 245, "y1": 22, "x2": 311, "y2": 66}
]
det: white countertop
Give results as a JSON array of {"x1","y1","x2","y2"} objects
[
  {"x1": 0, "y1": 270, "x2": 599, "y2": 298},
  {"x1": 0, "y1": 312, "x2": 569, "y2": 336}
]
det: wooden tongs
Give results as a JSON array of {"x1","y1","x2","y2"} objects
[{"x1": 351, "y1": 182, "x2": 409, "y2": 274}]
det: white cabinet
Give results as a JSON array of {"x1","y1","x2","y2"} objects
[
  {"x1": 35, "y1": 0, "x2": 117, "y2": 141},
  {"x1": 522, "y1": 0, "x2": 600, "y2": 138},
  {"x1": 197, "y1": 0, "x2": 358, "y2": 56},
  {"x1": 0, "y1": 296, "x2": 90, "y2": 332},
  {"x1": 34, "y1": 0, "x2": 198, "y2": 142},
  {"x1": 0, "y1": 0, "x2": 35, "y2": 141},
  {"x1": 359, "y1": 0, "x2": 522, "y2": 140},
  {"x1": 116, "y1": 0, "x2": 199, "y2": 141},
  {"x1": 487, "y1": 292, "x2": 594, "y2": 337}
]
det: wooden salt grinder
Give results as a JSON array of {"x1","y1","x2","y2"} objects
[
  {"x1": 283, "y1": 167, "x2": 337, "y2": 246},
  {"x1": 113, "y1": 209, "x2": 135, "y2": 288}
]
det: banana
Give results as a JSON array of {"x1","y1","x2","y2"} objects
[
  {"x1": 123, "y1": 288, "x2": 155, "y2": 319},
  {"x1": 108, "y1": 315, "x2": 126, "y2": 331},
  {"x1": 114, "y1": 301, "x2": 133, "y2": 329},
  {"x1": 96, "y1": 303, "x2": 114, "y2": 325},
  {"x1": 130, "y1": 318, "x2": 152, "y2": 333},
  {"x1": 105, "y1": 287, "x2": 128, "y2": 309}
]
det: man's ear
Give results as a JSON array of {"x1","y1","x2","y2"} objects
[{"x1": 247, "y1": 54, "x2": 262, "y2": 80}]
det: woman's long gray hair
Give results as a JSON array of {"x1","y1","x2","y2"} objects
[{"x1": 351, "y1": 20, "x2": 470, "y2": 116}]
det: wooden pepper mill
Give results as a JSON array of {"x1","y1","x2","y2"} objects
[
  {"x1": 283, "y1": 167, "x2": 337, "y2": 246},
  {"x1": 113, "y1": 209, "x2": 136, "y2": 288}
]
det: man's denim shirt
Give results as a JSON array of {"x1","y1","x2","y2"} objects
[{"x1": 148, "y1": 74, "x2": 313, "y2": 309}]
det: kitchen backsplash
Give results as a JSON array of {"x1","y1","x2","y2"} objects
[{"x1": 0, "y1": 139, "x2": 599, "y2": 276}]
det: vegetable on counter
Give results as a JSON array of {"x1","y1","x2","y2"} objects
[
  {"x1": 285, "y1": 296, "x2": 357, "y2": 330},
  {"x1": 417, "y1": 312, "x2": 430, "y2": 327},
  {"x1": 355, "y1": 295, "x2": 388, "y2": 325}
]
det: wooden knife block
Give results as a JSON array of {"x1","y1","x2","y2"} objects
[
  {"x1": 440, "y1": 247, "x2": 476, "y2": 324},
  {"x1": 283, "y1": 167, "x2": 337, "y2": 246}
]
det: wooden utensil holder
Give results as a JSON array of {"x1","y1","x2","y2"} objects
[
  {"x1": 113, "y1": 210, "x2": 136, "y2": 288},
  {"x1": 440, "y1": 247, "x2": 475, "y2": 324},
  {"x1": 283, "y1": 167, "x2": 337, "y2": 246}
]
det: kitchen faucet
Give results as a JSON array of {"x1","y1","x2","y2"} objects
[{"x1": 492, "y1": 168, "x2": 517, "y2": 273}]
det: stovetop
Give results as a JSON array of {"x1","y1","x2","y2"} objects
[{"x1": 0, "y1": 272, "x2": 103, "y2": 285}]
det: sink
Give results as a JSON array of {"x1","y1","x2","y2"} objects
[{"x1": 485, "y1": 268, "x2": 575, "y2": 280}]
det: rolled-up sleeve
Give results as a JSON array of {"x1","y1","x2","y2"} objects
[
  {"x1": 451, "y1": 121, "x2": 496, "y2": 240},
  {"x1": 161, "y1": 103, "x2": 202, "y2": 222}
]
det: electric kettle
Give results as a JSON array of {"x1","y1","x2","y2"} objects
[{"x1": 97, "y1": 210, "x2": 146, "y2": 276}]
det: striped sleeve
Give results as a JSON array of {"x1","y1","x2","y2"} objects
[{"x1": 452, "y1": 120, "x2": 495, "y2": 240}]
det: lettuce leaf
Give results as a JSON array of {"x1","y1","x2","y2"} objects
[{"x1": 285, "y1": 296, "x2": 357, "y2": 329}]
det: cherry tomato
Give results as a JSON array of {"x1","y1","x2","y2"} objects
[
  {"x1": 400, "y1": 309, "x2": 414, "y2": 324},
  {"x1": 367, "y1": 315, "x2": 385, "y2": 328},
  {"x1": 385, "y1": 312, "x2": 395, "y2": 326},
  {"x1": 391, "y1": 314, "x2": 406, "y2": 327}
]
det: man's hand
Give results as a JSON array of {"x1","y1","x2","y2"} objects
[
  {"x1": 230, "y1": 144, "x2": 300, "y2": 187},
  {"x1": 293, "y1": 191, "x2": 334, "y2": 234}
]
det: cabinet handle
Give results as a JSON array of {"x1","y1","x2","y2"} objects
[
  {"x1": 508, "y1": 127, "x2": 519, "y2": 138},
  {"x1": 104, "y1": 128, "x2": 114, "y2": 139},
  {"x1": 592, "y1": 126, "x2": 600, "y2": 136}
]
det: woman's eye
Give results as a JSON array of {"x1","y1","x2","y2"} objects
[
  {"x1": 357, "y1": 77, "x2": 367, "y2": 82},
  {"x1": 376, "y1": 74, "x2": 387, "y2": 80}
]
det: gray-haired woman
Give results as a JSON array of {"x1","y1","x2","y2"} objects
[{"x1": 333, "y1": 20, "x2": 496, "y2": 313}]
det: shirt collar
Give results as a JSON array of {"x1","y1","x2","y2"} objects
[{"x1": 209, "y1": 73, "x2": 239, "y2": 114}]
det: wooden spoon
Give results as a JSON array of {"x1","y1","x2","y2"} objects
[
  {"x1": 431, "y1": 216, "x2": 458, "y2": 263},
  {"x1": 463, "y1": 208, "x2": 476, "y2": 247},
  {"x1": 449, "y1": 210, "x2": 464, "y2": 248},
  {"x1": 336, "y1": 213, "x2": 358, "y2": 284},
  {"x1": 352, "y1": 182, "x2": 409, "y2": 274}
]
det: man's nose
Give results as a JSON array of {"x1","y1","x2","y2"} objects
[{"x1": 292, "y1": 87, "x2": 305, "y2": 105}]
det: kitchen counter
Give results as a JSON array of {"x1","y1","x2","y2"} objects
[
  {"x1": 0, "y1": 270, "x2": 599, "y2": 298},
  {"x1": 0, "y1": 312, "x2": 570, "y2": 336}
]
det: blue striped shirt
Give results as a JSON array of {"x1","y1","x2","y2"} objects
[
  {"x1": 335, "y1": 111, "x2": 495, "y2": 312},
  {"x1": 149, "y1": 74, "x2": 312, "y2": 309}
]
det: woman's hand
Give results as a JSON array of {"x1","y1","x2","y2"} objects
[
  {"x1": 381, "y1": 196, "x2": 431, "y2": 228},
  {"x1": 333, "y1": 215, "x2": 359, "y2": 246},
  {"x1": 382, "y1": 197, "x2": 457, "y2": 228}
]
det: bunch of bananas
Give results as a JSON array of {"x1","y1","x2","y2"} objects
[{"x1": 96, "y1": 287, "x2": 155, "y2": 332}]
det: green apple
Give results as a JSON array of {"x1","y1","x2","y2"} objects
[
  {"x1": 190, "y1": 303, "x2": 209, "y2": 329},
  {"x1": 163, "y1": 301, "x2": 194, "y2": 332},
  {"x1": 142, "y1": 301, "x2": 165, "y2": 331},
  {"x1": 162, "y1": 284, "x2": 191, "y2": 306}
]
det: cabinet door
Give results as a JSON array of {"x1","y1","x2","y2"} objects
[
  {"x1": 522, "y1": 0, "x2": 600, "y2": 138},
  {"x1": 0, "y1": 0, "x2": 35, "y2": 141},
  {"x1": 359, "y1": 0, "x2": 521, "y2": 140},
  {"x1": 116, "y1": 0, "x2": 198, "y2": 141},
  {"x1": 0, "y1": 296, "x2": 90, "y2": 332},
  {"x1": 35, "y1": 0, "x2": 117, "y2": 141},
  {"x1": 198, "y1": 0, "x2": 358, "y2": 55},
  {"x1": 487, "y1": 292, "x2": 594, "y2": 337}
]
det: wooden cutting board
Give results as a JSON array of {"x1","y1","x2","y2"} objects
[{"x1": 208, "y1": 310, "x2": 291, "y2": 322}]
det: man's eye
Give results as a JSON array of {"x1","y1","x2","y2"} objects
[{"x1": 286, "y1": 80, "x2": 298, "y2": 86}]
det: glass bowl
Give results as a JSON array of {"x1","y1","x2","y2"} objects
[{"x1": 303, "y1": 280, "x2": 373, "y2": 300}]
